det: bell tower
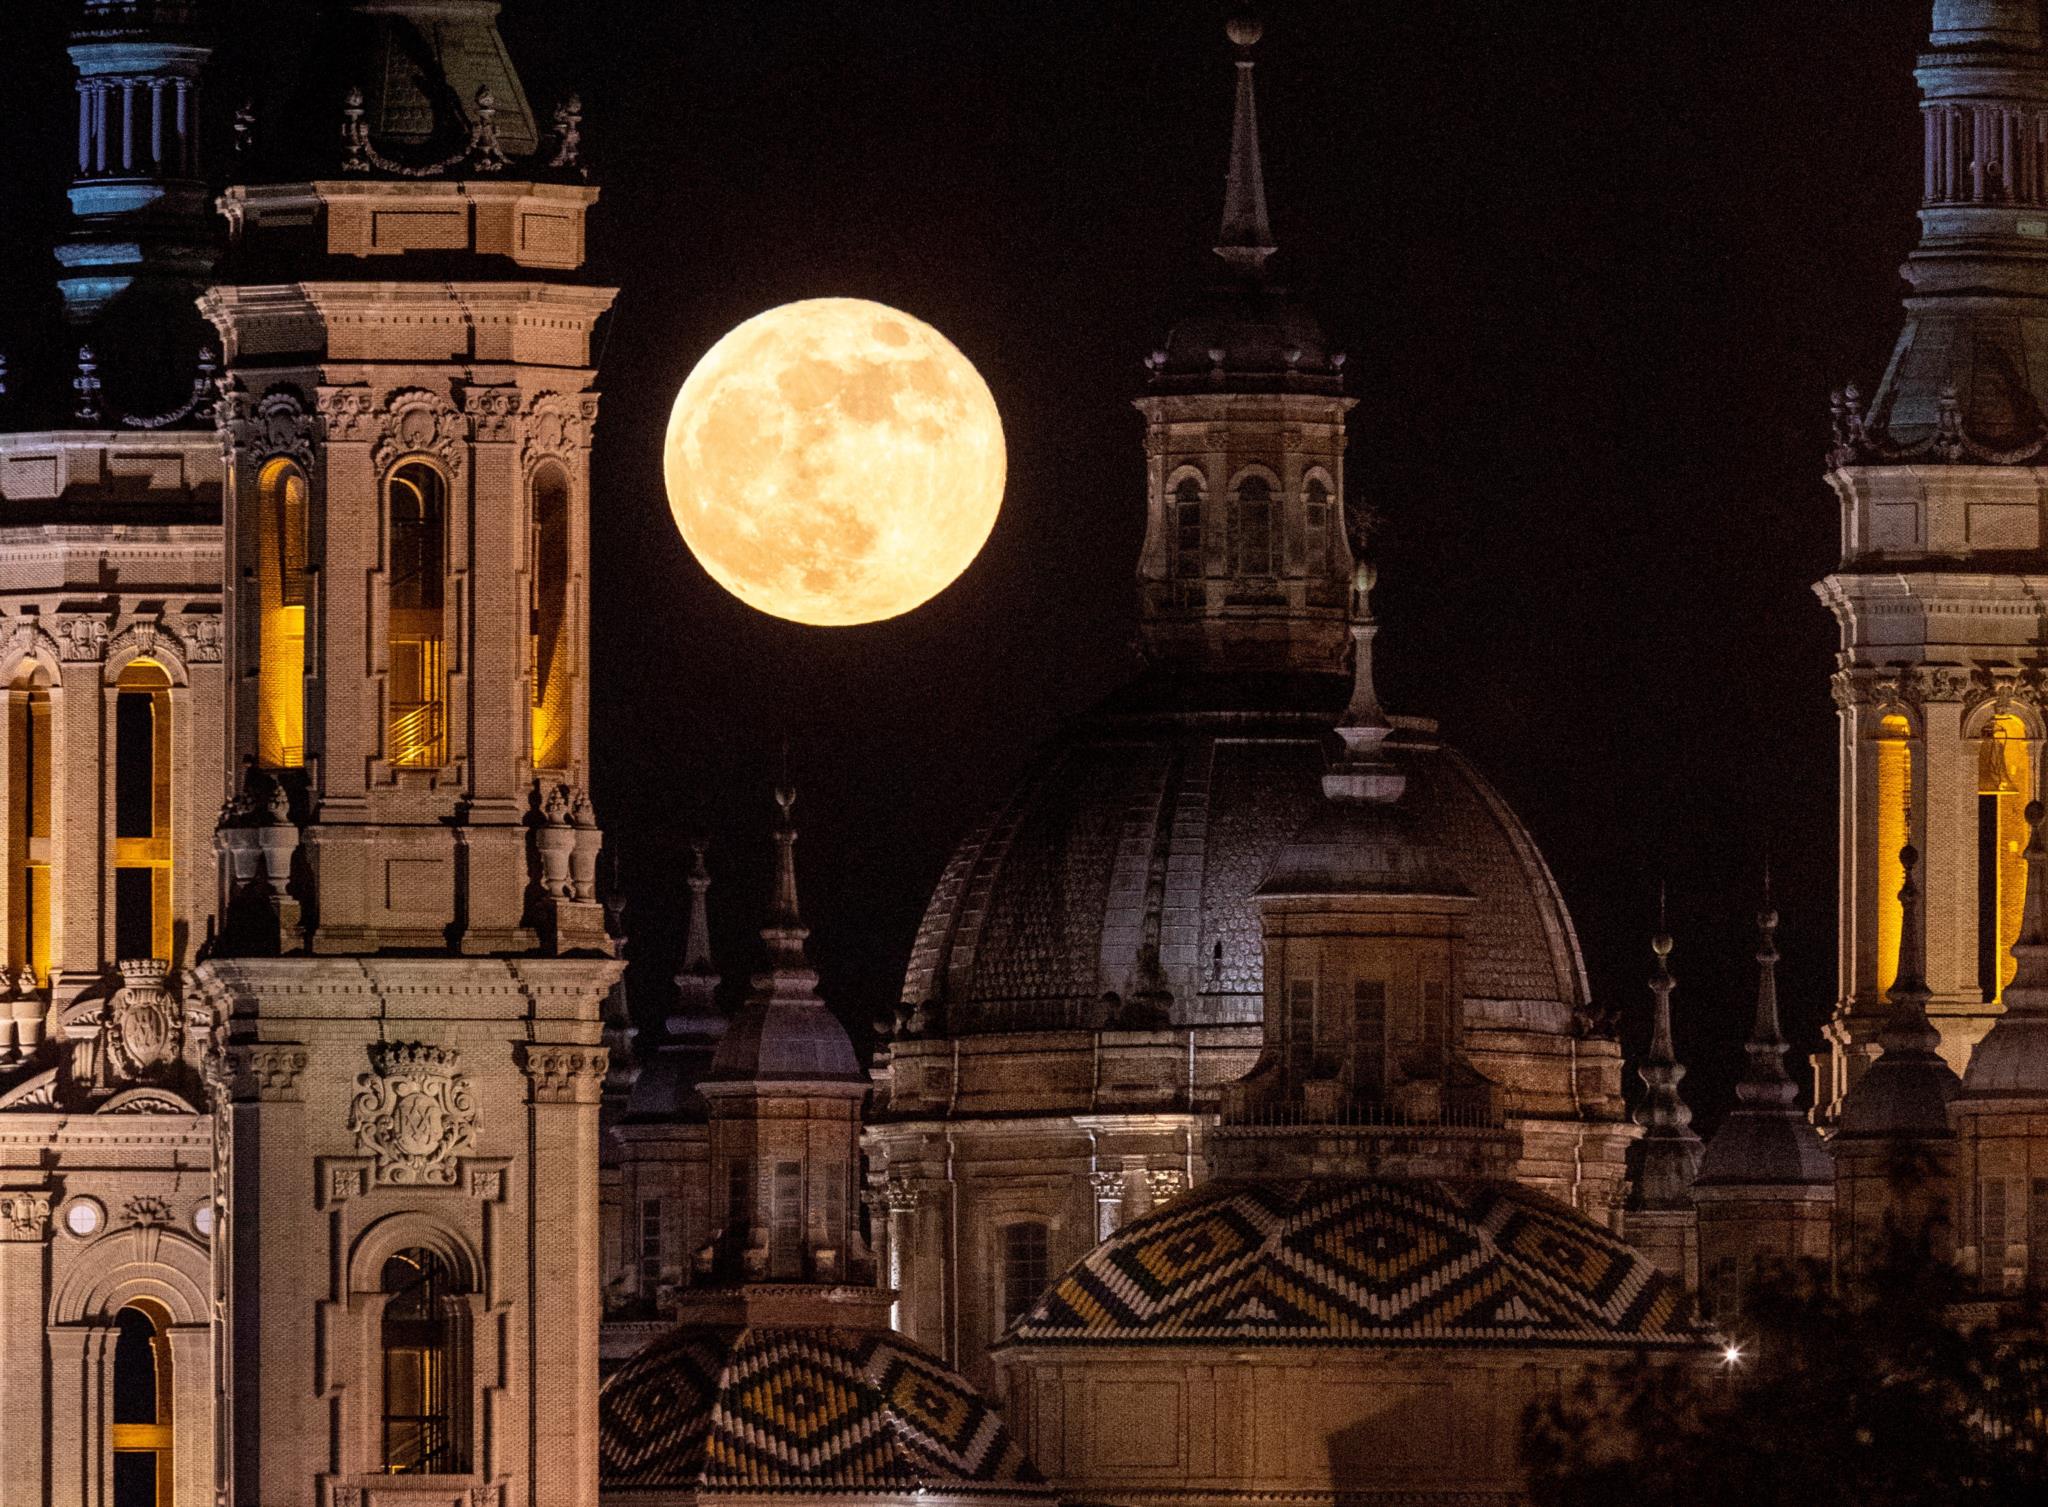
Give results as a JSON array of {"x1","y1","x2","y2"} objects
[
  {"x1": 1817, "y1": 0, "x2": 2048, "y2": 1117},
  {"x1": 195, "y1": 5, "x2": 620, "y2": 1505}
]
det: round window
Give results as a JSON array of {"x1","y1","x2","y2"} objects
[{"x1": 63, "y1": 1199, "x2": 102, "y2": 1237}]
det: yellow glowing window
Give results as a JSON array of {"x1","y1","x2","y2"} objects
[
  {"x1": 530, "y1": 464, "x2": 571, "y2": 771},
  {"x1": 381, "y1": 1249, "x2": 469, "y2": 1475},
  {"x1": 387, "y1": 464, "x2": 447, "y2": 769},
  {"x1": 7, "y1": 668, "x2": 51, "y2": 984},
  {"x1": 1876, "y1": 714, "x2": 1912, "y2": 995},
  {"x1": 1978, "y1": 715, "x2": 2033, "y2": 1003},
  {"x1": 256, "y1": 458, "x2": 309, "y2": 769},
  {"x1": 111, "y1": 1301, "x2": 172, "y2": 1507},
  {"x1": 114, "y1": 658, "x2": 172, "y2": 963}
]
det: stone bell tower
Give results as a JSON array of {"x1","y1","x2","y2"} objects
[
  {"x1": 194, "y1": 5, "x2": 619, "y2": 1505},
  {"x1": 1817, "y1": 0, "x2": 2048, "y2": 1118}
]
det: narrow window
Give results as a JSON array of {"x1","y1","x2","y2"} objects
[
  {"x1": 725, "y1": 1162, "x2": 749, "y2": 1240},
  {"x1": 823, "y1": 1167, "x2": 847, "y2": 1254},
  {"x1": 1001, "y1": 1220, "x2": 1050, "y2": 1327},
  {"x1": 1303, "y1": 476, "x2": 1332, "y2": 574},
  {"x1": 7, "y1": 668, "x2": 51, "y2": 982},
  {"x1": 256, "y1": 458, "x2": 309, "y2": 769},
  {"x1": 1875, "y1": 714, "x2": 1912, "y2": 995},
  {"x1": 112, "y1": 1303, "x2": 172, "y2": 1507},
  {"x1": 1233, "y1": 476, "x2": 1274, "y2": 577},
  {"x1": 1172, "y1": 476, "x2": 1204, "y2": 581},
  {"x1": 1977, "y1": 715, "x2": 2031, "y2": 1003},
  {"x1": 1984, "y1": 1175, "x2": 2010, "y2": 1260},
  {"x1": 1352, "y1": 980, "x2": 1388, "y2": 1093},
  {"x1": 113, "y1": 659, "x2": 171, "y2": 961},
  {"x1": 771, "y1": 1160, "x2": 802, "y2": 1279},
  {"x1": 387, "y1": 463, "x2": 447, "y2": 769},
  {"x1": 638, "y1": 1198, "x2": 664, "y2": 1298},
  {"x1": 381, "y1": 1249, "x2": 469, "y2": 1475},
  {"x1": 1286, "y1": 978, "x2": 1315, "y2": 1084},
  {"x1": 530, "y1": 464, "x2": 571, "y2": 770},
  {"x1": 1421, "y1": 979, "x2": 1446, "y2": 1061}
]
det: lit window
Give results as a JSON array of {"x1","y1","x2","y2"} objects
[
  {"x1": 111, "y1": 1303, "x2": 172, "y2": 1507},
  {"x1": 1977, "y1": 714, "x2": 2032, "y2": 1003},
  {"x1": 530, "y1": 464, "x2": 572, "y2": 771},
  {"x1": 114, "y1": 659, "x2": 171, "y2": 961},
  {"x1": 1875, "y1": 714, "x2": 1912, "y2": 994},
  {"x1": 381, "y1": 1249, "x2": 469, "y2": 1475},
  {"x1": 7, "y1": 666, "x2": 51, "y2": 983},
  {"x1": 1001, "y1": 1221, "x2": 1050, "y2": 1327},
  {"x1": 256, "y1": 458, "x2": 309, "y2": 769},
  {"x1": 387, "y1": 464, "x2": 447, "y2": 769}
]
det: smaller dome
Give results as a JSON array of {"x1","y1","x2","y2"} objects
[
  {"x1": 1837, "y1": 1043, "x2": 1960, "y2": 1140},
  {"x1": 1693, "y1": 1104, "x2": 1834, "y2": 1188},
  {"x1": 1256, "y1": 783, "x2": 1470, "y2": 899},
  {"x1": 1004, "y1": 1179, "x2": 1696, "y2": 1348},
  {"x1": 599, "y1": 1323, "x2": 1049, "y2": 1496},
  {"x1": 1147, "y1": 282, "x2": 1343, "y2": 394},
  {"x1": 704, "y1": 996, "x2": 863, "y2": 1085}
]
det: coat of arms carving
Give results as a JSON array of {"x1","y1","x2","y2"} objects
[
  {"x1": 106, "y1": 958, "x2": 184, "y2": 1080},
  {"x1": 346, "y1": 1042, "x2": 477, "y2": 1186}
]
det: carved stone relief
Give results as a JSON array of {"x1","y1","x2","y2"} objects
[
  {"x1": 372, "y1": 388, "x2": 468, "y2": 478},
  {"x1": 347, "y1": 1042, "x2": 477, "y2": 1185}
]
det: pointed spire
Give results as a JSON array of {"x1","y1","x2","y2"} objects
[
  {"x1": 764, "y1": 782, "x2": 807, "y2": 958},
  {"x1": 1884, "y1": 839, "x2": 1941, "y2": 1054},
  {"x1": 2008, "y1": 799, "x2": 2048, "y2": 1005},
  {"x1": 679, "y1": 839, "x2": 716, "y2": 978},
  {"x1": 1837, "y1": 838, "x2": 1960, "y2": 1138},
  {"x1": 1961, "y1": 802, "x2": 2048, "y2": 1095},
  {"x1": 1632, "y1": 888, "x2": 1702, "y2": 1209},
  {"x1": 1215, "y1": 15, "x2": 1276, "y2": 279},
  {"x1": 667, "y1": 838, "x2": 724, "y2": 1041},
  {"x1": 1321, "y1": 556, "x2": 1408, "y2": 807},
  {"x1": 1736, "y1": 870, "x2": 1796, "y2": 1105}
]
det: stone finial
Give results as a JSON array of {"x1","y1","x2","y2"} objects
[
  {"x1": 233, "y1": 98, "x2": 256, "y2": 160},
  {"x1": 341, "y1": 85, "x2": 369, "y2": 172},
  {"x1": 1216, "y1": 14, "x2": 1276, "y2": 277},
  {"x1": 1736, "y1": 869, "x2": 1796, "y2": 1105},
  {"x1": 1884, "y1": 840, "x2": 1940, "y2": 1053},
  {"x1": 1632, "y1": 890, "x2": 1702, "y2": 1209},
  {"x1": 72, "y1": 346, "x2": 102, "y2": 423},
  {"x1": 549, "y1": 93, "x2": 585, "y2": 176},
  {"x1": 470, "y1": 85, "x2": 509, "y2": 171}
]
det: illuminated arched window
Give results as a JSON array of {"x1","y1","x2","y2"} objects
[
  {"x1": 530, "y1": 464, "x2": 571, "y2": 771},
  {"x1": 114, "y1": 659, "x2": 172, "y2": 962},
  {"x1": 256, "y1": 458, "x2": 309, "y2": 769},
  {"x1": 387, "y1": 464, "x2": 447, "y2": 769},
  {"x1": 112, "y1": 1302, "x2": 172, "y2": 1507},
  {"x1": 381, "y1": 1248, "x2": 469, "y2": 1475},
  {"x1": 7, "y1": 664, "x2": 51, "y2": 982},
  {"x1": 1231, "y1": 475, "x2": 1275, "y2": 577},
  {"x1": 1875, "y1": 713, "x2": 1912, "y2": 995},
  {"x1": 1000, "y1": 1220, "x2": 1050, "y2": 1327},
  {"x1": 1979, "y1": 713, "x2": 2033, "y2": 1002},
  {"x1": 1172, "y1": 476, "x2": 1204, "y2": 581}
]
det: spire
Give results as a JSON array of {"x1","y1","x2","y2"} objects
[
  {"x1": 1216, "y1": 15, "x2": 1276, "y2": 279},
  {"x1": 1837, "y1": 839, "x2": 1961, "y2": 1138},
  {"x1": 1736, "y1": 873, "x2": 1795, "y2": 1105},
  {"x1": 1884, "y1": 839, "x2": 1941, "y2": 1054},
  {"x1": 680, "y1": 840, "x2": 717, "y2": 977},
  {"x1": 764, "y1": 783, "x2": 806, "y2": 959},
  {"x1": 1632, "y1": 893, "x2": 1702, "y2": 1209},
  {"x1": 667, "y1": 839, "x2": 723, "y2": 1039},
  {"x1": 1321, "y1": 557, "x2": 1406, "y2": 806},
  {"x1": 1962, "y1": 801, "x2": 2048, "y2": 1094}
]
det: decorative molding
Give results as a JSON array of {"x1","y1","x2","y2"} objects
[
  {"x1": 120, "y1": 1194, "x2": 174, "y2": 1227},
  {"x1": 1830, "y1": 381, "x2": 2048, "y2": 469},
  {"x1": 228, "y1": 1042, "x2": 309, "y2": 1102},
  {"x1": 106, "y1": 959, "x2": 183, "y2": 1081},
  {"x1": 316, "y1": 385, "x2": 375, "y2": 441},
  {"x1": 322, "y1": 1161, "x2": 368, "y2": 1207},
  {"x1": 1147, "y1": 1168, "x2": 1188, "y2": 1203},
  {"x1": 180, "y1": 615, "x2": 223, "y2": 664},
  {"x1": 882, "y1": 1178, "x2": 921, "y2": 1215},
  {"x1": 468, "y1": 1165, "x2": 504, "y2": 1202},
  {"x1": 55, "y1": 614, "x2": 108, "y2": 663},
  {"x1": 520, "y1": 390, "x2": 600, "y2": 471},
  {"x1": 373, "y1": 388, "x2": 467, "y2": 478},
  {"x1": 1090, "y1": 1169, "x2": 1125, "y2": 1202},
  {"x1": 347, "y1": 1042, "x2": 477, "y2": 1186},
  {"x1": 0, "y1": 1191, "x2": 50, "y2": 1242},
  {"x1": 463, "y1": 385, "x2": 520, "y2": 444},
  {"x1": 219, "y1": 383, "x2": 315, "y2": 469},
  {"x1": 519, "y1": 1044, "x2": 607, "y2": 1105}
]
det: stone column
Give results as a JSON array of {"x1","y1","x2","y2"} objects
[
  {"x1": 0, "y1": 1192, "x2": 51, "y2": 1504},
  {"x1": 523, "y1": 1045, "x2": 606, "y2": 1507},
  {"x1": 168, "y1": 1323, "x2": 212, "y2": 1507},
  {"x1": 1090, "y1": 1169, "x2": 1125, "y2": 1242}
]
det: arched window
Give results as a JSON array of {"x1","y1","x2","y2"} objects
[
  {"x1": 1978, "y1": 713, "x2": 2033, "y2": 1002},
  {"x1": 114, "y1": 659, "x2": 172, "y2": 962},
  {"x1": 1875, "y1": 713, "x2": 1912, "y2": 995},
  {"x1": 112, "y1": 1302, "x2": 172, "y2": 1507},
  {"x1": 387, "y1": 464, "x2": 447, "y2": 769},
  {"x1": 530, "y1": 464, "x2": 571, "y2": 771},
  {"x1": 1303, "y1": 475, "x2": 1333, "y2": 573},
  {"x1": 1172, "y1": 476, "x2": 1204, "y2": 581},
  {"x1": 256, "y1": 458, "x2": 309, "y2": 769},
  {"x1": 1000, "y1": 1220, "x2": 1050, "y2": 1327},
  {"x1": 7, "y1": 664, "x2": 51, "y2": 982},
  {"x1": 381, "y1": 1248, "x2": 469, "y2": 1475},
  {"x1": 1231, "y1": 475, "x2": 1275, "y2": 577}
]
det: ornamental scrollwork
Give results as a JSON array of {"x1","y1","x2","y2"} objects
[
  {"x1": 56, "y1": 614, "x2": 108, "y2": 663},
  {"x1": 106, "y1": 959, "x2": 184, "y2": 1082},
  {"x1": 347, "y1": 1042, "x2": 477, "y2": 1186},
  {"x1": 520, "y1": 391, "x2": 600, "y2": 470},
  {"x1": 463, "y1": 385, "x2": 520, "y2": 444},
  {"x1": 181, "y1": 616, "x2": 223, "y2": 664},
  {"x1": 519, "y1": 1044, "x2": 608, "y2": 1105},
  {"x1": 316, "y1": 385, "x2": 375, "y2": 441},
  {"x1": 0, "y1": 1192, "x2": 51, "y2": 1242},
  {"x1": 219, "y1": 383, "x2": 315, "y2": 469},
  {"x1": 371, "y1": 388, "x2": 467, "y2": 479},
  {"x1": 227, "y1": 1042, "x2": 309, "y2": 1102}
]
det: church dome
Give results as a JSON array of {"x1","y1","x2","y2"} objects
[
  {"x1": 598, "y1": 1322, "x2": 1049, "y2": 1496},
  {"x1": 901, "y1": 671, "x2": 1589, "y2": 1036},
  {"x1": 1001, "y1": 1177, "x2": 1696, "y2": 1349}
]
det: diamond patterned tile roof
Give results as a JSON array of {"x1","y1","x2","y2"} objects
[
  {"x1": 902, "y1": 671, "x2": 1588, "y2": 1033},
  {"x1": 1002, "y1": 1178, "x2": 1699, "y2": 1349},
  {"x1": 599, "y1": 1323, "x2": 1050, "y2": 1497}
]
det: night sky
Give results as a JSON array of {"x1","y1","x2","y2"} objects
[{"x1": 0, "y1": 4, "x2": 1938, "y2": 1133}]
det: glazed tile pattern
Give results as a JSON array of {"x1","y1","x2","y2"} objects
[
  {"x1": 599, "y1": 1323, "x2": 1049, "y2": 1492},
  {"x1": 1007, "y1": 1179, "x2": 1698, "y2": 1347}
]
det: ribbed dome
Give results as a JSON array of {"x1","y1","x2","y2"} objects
[
  {"x1": 704, "y1": 997, "x2": 863, "y2": 1085},
  {"x1": 1146, "y1": 281, "x2": 1344, "y2": 395},
  {"x1": 598, "y1": 1323, "x2": 1049, "y2": 1496},
  {"x1": 1002, "y1": 1178, "x2": 1696, "y2": 1348},
  {"x1": 902, "y1": 672, "x2": 1588, "y2": 1035}
]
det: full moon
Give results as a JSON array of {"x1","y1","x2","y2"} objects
[{"x1": 663, "y1": 298, "x2": 1006, "y2": 626}]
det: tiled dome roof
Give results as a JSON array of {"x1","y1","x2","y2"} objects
[
  {"x1": 903, "y1": 672, "x2": 1588, "y2": 1034},
  {"x1": 1002, "y1": 1178, "x2": 1697, "y2": 1349},
  {"x1": 599, "y1": 1323, "x2": 1050, "y2": 1497}
]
